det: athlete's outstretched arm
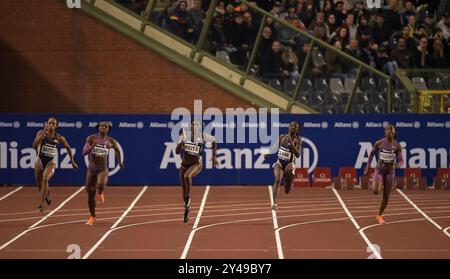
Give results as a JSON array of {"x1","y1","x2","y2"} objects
[
  {"x1": 395, "y1": 144, "x2": 404, "y2": 169},
  {"x1": 264, "y1": 135, "x2": 283, "y2": 159},
  {"x1": 289, "y1": 136, "x2": 301, "y2": 158},
  {"x1": 59, "y1": 135, "x2": 78, "y2": 169},
  {"x1": 211, "y1": 140, "x2": 219, "y2": 168},
  {"x1": 82, "y1": 135, "x2": 95, "y2": 156},
  {"x1": 110, "y1": 138, "x2": 124, "y2": 169},
  {"x1": 32, "y1": 130, "x2": 46, "y2": 150},
  {"x1": 175, "y1": 134, "x2": 184, "y2": 155},
  {"x1": 364, "y1": 140, "x2": 381, "y2": 175}
]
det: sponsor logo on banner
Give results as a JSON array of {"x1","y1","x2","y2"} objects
[
  {"x1": 446, "y1": 121, "x2": 450, "y2": 128},
  {"x1": 321, "y1": 121, "x2": 328, "y2": 129},
  {"x1": 303, "y1": 122, "x2": 322, "y2": 128},
  {"x1": 396, "y1": 122, "x2": 418, "y2": 128},
  {"x1": 0, "y1": 122, "x2": 21, "y2": 128},
  {"x1": 75, "y1": 121, "x2": 83, "y2": 129},
  {"x1": 119, "y1": 122, "x2": 144, "y2": 129},
  {"x1": 382, "y1": 121, "x2": 389, "y2": 128},
  {"x1": 352, "y1": 121, "x2": 359, "y2": 129},
  {"x1": 365, "y1": 122, "x2": 382, "y2": 128},
  {"x1": 89, "y1": 121, "x2": 113, "y2": 128},
  {"x1": 136, "y1": 121, "x2": 144, "y2": 129},
  {"x1": 150, "y1": 122, "x2": 168, "y2": 128},
  {"x1": 58, "y1": 122, "x2": 79, "y2": 128},
  {"x1": 334, "y1": 122, "x2": 355, "y2": 128},
  {"x1": 427, "y1": 122, "x2": 445, "y2": 128},
  {"x1": 273, "y1": 122, "x2": 290, "y2": 128},
  {"x1": 83, "y1": 141, "x2": 124, "y2": 176},
  {"x1": 26, "y1": 122, "x2": 44, "y2": 128}
]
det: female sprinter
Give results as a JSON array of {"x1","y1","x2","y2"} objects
[
  {"x1": 82, "y1": 121, "x2": 124, "y2": 226},
  {"x1": 33, "y1": 117, "x2": 78, "y2": 212},
  {"x1": 175, "y1": 120, "x2": 219, "y2": 223},
  {"x1": 265, "y1": 121, "x2": 301, "y2": 211},
  {"x1": 364, "y1": 123, "x2": 403, "y2": 224}
]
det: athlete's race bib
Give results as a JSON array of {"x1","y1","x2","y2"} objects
[
  {"x1": 184, "y1": 143, "x2": 201, "y2": 156},
  {"x1": 278, "y1": 147, "x2": 292, "y2": 161},
  {"x1": 91, "y1": 145, "x2": 109, "y2": 157},
  {"x1": 41, "y1": 144, "x2": 57, "y2": 157},
  {"x1": 379, "y1": 150, "x2": 396, "y2": 163}
]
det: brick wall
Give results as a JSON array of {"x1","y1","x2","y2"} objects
[{"x1": 0, "y1": 0, "x2": 252, "y2": 113}]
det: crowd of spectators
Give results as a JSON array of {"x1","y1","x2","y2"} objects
[{"x1": 116, "y1": 0, "x2": 450, "y2": 92}]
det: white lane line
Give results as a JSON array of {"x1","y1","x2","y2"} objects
[
  {"x1": 332, "y1": 187, "x2": 382, "y2": 259},
  {"x1": 0, "y1": 186, "x2": 23, "y2": 202},
  {"x1": 82, "y1": 186, "x2": 148, "y2": 259},
  {"x1": 180, "y1": 185, "x2": 210, "y2": 259},
  {"x1": 268, "y1": 185, "x2": 284, "y2": 259},
  {"x1": 0, "y1": 186, "x2": 85, "y2": 251},
  {"x1": 397, "y1": 189, "x2": 443, "y2": 230}
]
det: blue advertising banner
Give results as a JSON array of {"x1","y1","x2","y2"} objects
[{"x1": 0, "y1": 114, "x2": 449, "y2": 186}]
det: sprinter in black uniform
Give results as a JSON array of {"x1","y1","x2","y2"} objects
[
  {"x1": 175, "y1": 120, "x2": 219, "y2": 223},
  {"x1": 265, "y1": 121, "x2": 301, "y2": 211},
  {"x1": 32, "y1": 117, "x2": 78, "y2": 212}
]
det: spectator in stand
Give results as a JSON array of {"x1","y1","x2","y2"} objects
[
  {"x1": 390, "y1": 37, "x2": 414, "y2": 68},
  {"x1": 168, "y1": 0, "x2": 191, "y2": 41},
  {"x1": 333, "y1": 1, "x2": 346, "y2": 27},
  {"x1": 330, "y1": 25, "x2": 349, "y2": 47},
  {"x1": 151, "y1": 0, "x2": 172, "y2": 28},
  {"x1": 297, "y1": 41, "x2": 323, "y2": 78},
  {"x1": 405, "y1": 13, "x2": 417, "y2": 38},
  {"x1": 326, "y1": 14, "x2": 337, "y2": 35},
  {"x1": 431, "y1": 29, "x2": 447, "y2": 68},
  {"x1": 309, "y1": 11, "x2": 329, "y2": 42},
  {"x1": 436, "y1": 11, "x2": 450, "y2": 41},
  {"x1": 270, "y1": 1, "x2": 284, "y2": 19},
  {"x1": 423, "y1": 11, "x2": 437, "y2": 39},
  {"x1": 281, "y1": 46, "x2": 300, "y2": 81},
  {"x1": 208, "y1": 15, "x2": 227, "y2": 54},
  {"x1": 350, "y1": 1, "x2": 370, "y2": 24},
  {"x1": 383, "y1": 0, "x2": 403, "y2": 32},
  {"x1": 344, "y1": 13, "x2": 357, "y2": 40},
  {"x1": 259, "y1": 41, "x2": 290, "y2": 85},
  {"x1": 188, "y1": 0, "x2": 206, "y2": 44},
  {"x1": 325, "y1": 40, "x2": 348, "y2": 79},
  {"x1": 224, "y1": 12, "x2": 249, "y2": 66},
  {"x1": 322, "y1": 0, "x2": 334, "y2": 18},
  {"x1": 413, "y1": 37, "x2": 432, "y2": 68},
  {"x1": 376, "y1": 47, "x2": 398, "y2": 78},
  {"x1": 243, "y1": 12, "x2": 258, "y2": 47},
  {"x1": 256, "y1": 26, "x2": 276, "y2": 65},
  {"x1": 344, "y1": 38, "x2": 360, "y2": 75},
  {"x1": 356, "y1": 14, "x2": 371, "y2": 41},
  {"x1": 372, "y1": 13, "x2": 393, "y2": 48}
]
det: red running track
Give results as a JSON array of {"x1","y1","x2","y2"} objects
[{"x1": 0, "y1": 185, "x2": 449, "y2": 259}]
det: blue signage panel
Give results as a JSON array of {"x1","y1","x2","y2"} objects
[{"x1": 0, "y1": 114, "x2": 449, "y2": 186}]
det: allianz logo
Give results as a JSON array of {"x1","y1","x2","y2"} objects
[
  {"x1": 396, "y1": 121, "x2": 421, "y2": 128},
  {"x1": 0, "y1": 121, "x2": 20, "y2": 128},
  {"x1": 118, "y1": 122, "x2": 144, "y2": 129},
  {"x1": 427, "y1": 122, "x2": 450, "y2": 128},
  {"x1": 273, "y1": 123, "x2": 290, "y2": 128},
  {"x1": 303, "y1": 122, "x2": 328, "y2": 129},
  {"x1": 26, "y1": 122, "x2": 44, "y2": 128},
  {"x1": 58, "y1": 121, "x2": 83, "y2": 129},
  {"x1": 88, "y1": 121, "x2": 113, "y2": 128},
  {"x1": 241, "y1": 122, "x2": 266, "y2": 128},
  {"x1": 334, "y1": 121, "x2": 359, "y2": 129}
]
